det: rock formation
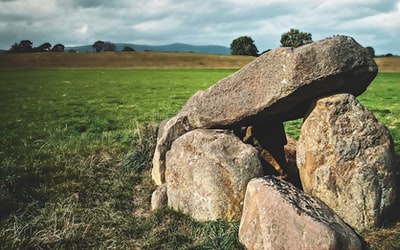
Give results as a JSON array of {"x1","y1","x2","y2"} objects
[
  {"x1": 239, "y1": 176, "x2": 365, "y2": 250},
  {"x1": 152, "y1": 35, "x2": 377, "y2": 185},
  {"x1": 297, "y1": 93, "x2": 397, "y2": 231},
  {"x1": 149, "y1": 35, "x2": 397, "y2": 246}
]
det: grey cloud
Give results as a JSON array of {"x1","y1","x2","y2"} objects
[
  {"x1": 59, "y1": 0, "x2": 124, "y2": 9},
  {"x1": 0, "y1": 0, "x2": 398, "y2": 55}
]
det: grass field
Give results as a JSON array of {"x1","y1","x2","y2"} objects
[
  {"x1": 0, "y1": 55, "x2": 399, "y2": 249},
  {"x1": 0, "y1": 68, "x2": 244, "y2": 249},
  {"x1": 1, "y1": 51, "x2": 398, "y2": 71}
]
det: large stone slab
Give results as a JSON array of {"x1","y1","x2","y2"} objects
[
  {"x1": 152, "y1": 36, "x2": 377, "y2": 184},
  {"x1": 239, "y1": 176, "x2": 365, "y2": 250},
  {"x1": 165, "y1": 129, "x2": 263, "y2": 221},
  {"x1": 297, "y1": 93, "x2": 397, "y2": 232},
  {"x1": 179, "y1": 35, "x2": 377, "y2": 128}
]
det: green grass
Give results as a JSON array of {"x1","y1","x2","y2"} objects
[
  {"x1": 358, "y1": 73, "x2": 400, "y2": 156},
  {"x1": 0, "y1": 69, "x2": 399, "y2": 249},
  {"x1": 0, "y1": 68, "x2": 242, "y2": 249}
]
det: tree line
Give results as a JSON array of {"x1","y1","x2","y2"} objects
[
  {"x1": 91, "y1": 40, "x2": 135, "y2": 52},
  {"x1": 7, "y1": 28, "x2": 377, "y2": 57},
  {"x1": 8, "y1": 40, "x2": 66, "y2": 53},
  {"x1": 7, "y1": 40, "x2": 134, "y2": 53},
  {"x1": 230, "y1": 28, "x2": 313, "y2": 56}
]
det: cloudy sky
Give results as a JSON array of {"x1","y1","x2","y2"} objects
[{"x1": 1, "y1": 0, "x2": 399, "y2": 55}]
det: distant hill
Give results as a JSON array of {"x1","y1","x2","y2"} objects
[{"x1": 65, "y1": 43, "x2": 231, "y2": 55}]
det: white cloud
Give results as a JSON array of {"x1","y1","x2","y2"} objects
[
  {"x1": 78, "y1": 24, "x2": 88, "y2": 35},
  {"x1": 132, "y1": 16, "x2": 181, "y2": 33},
  {"x1": 345, "y1": 2, "x2": 400, "y2": 31}
]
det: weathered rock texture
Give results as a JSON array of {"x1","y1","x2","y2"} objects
[
  {"x1": 284, "y1": 136, "x2": 302, "y2": 189},
  {"x1": 297, "y1": 93, "x2": 397, "y2": 232},
  {"x1": 152, "y1": 35, "x2": 377, "y2": 184},
  {"x1": 239, "y1": 176, "x2": 365, "y2": 250},
  {"x1": 151, "y1": 184, "x2": 168, "y2": 210},
  {"x1": 165, "y1": 129, "x2": 263, "y2": 221},
  {"x1": 152, "y1": 116, "x2": 190, "y2": 185},
  {"x1": 180, "y1": 36, "x2": 376, "y2": 128}
]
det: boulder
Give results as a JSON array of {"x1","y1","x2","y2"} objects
[
  {"x1": 152, "y1": 116, "x2": 191, "y2": 185},
  {"x1": 297, "y1": 93, "x2": 397, "y2": 232},
  {"x1": 239, "y1": 176, "x2": 365, "y2": 250},
  {"x1": 151, "y1": 184, "x2": 168, "y2": 210},
  {"x1": 179, "y1": 35, "x2": 376, "y2": 128},
  {"x1": 152, "y1": 36, "x2": 377, "y2": 184},
  {"x1": 165, "y1": 129, "x2": 263, "y2": 221}
]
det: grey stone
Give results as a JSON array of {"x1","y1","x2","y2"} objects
[
  {"x1": 165, "y1": 129, "x2": 263, "y2": 221},
  {"x1": 297, "y1": 93, "x2": 397, "y2": 232},
  {"x1": 239, "y1": 176, "x2": 365, "y2": 250},
  {"x1": 152, "y1": 116, "x2": 191, "y2": 185},
  {"x1": 151, "y1": 184, "x2": 168, "y2": 210},
  {"x1": 179, "y1": 35, "x2": 377, "y2": 128}
]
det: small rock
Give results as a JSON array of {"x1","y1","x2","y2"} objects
[{"x1": 151, "y1": 184, "x2": 168, "y2": 210}]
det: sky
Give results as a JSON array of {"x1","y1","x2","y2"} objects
[{"x1": 0, "y1": 0, "x2": 399, "y2": 55}]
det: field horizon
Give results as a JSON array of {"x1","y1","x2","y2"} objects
[
  {"x1": 0, "y1": 51, "x2": 254, "y2": 69},
  {"x1": 1, "y1": 51, "x2": 400, "y2": 72}
]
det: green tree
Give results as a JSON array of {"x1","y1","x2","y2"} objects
[
  {"x1": 92, "y1": 40, "x2": 105, "y2": 52},
  {"x1": 103, "y1": 41, "x2": 116, "y2": 52},
  {"x1": 122, "y1": 46, "x2": 135, "y2": 52},
  {"x1": 230, "y1": 36, "x2": 258, "y2": 56},
  {"x1": 280, "y1": 28, "x2": 313, "y2": 48},
  {"x1": 366, "y1": 46, "x2": 375, "y2": 57},
  {"x1": 34, "y1": 42, "x2": 52, "y2": 52},
  {"x1": 51, "y1": 44, "x2": 65, "y2": 52},
  {"x1": 9, "y1": 43, "x2": 19, "y2": 53},
  {"x1": 10, "y1": 40, "x2": 34, "y2": 53}
]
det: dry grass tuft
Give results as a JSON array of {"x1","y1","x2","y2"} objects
[{"x1": 363, "y1": 223, "x2": 400, "y2": 250}]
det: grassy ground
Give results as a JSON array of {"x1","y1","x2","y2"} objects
[
  {"x1": 0, "y1": 66, "x2": 399, "y2": 248},
  {"x1": 0, "y1": 68, "x2": 243, "y2": 249}
]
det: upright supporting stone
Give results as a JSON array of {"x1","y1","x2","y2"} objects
[
  {"x1": 152, "y1": 116, "x2": 190, "y2": 185},
  {"x1": 165, "y1": 129, "x2": 263, "y2": 221},
  {"x1": 297, "y1": 93, "x2": 397, "y2": 232}
]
